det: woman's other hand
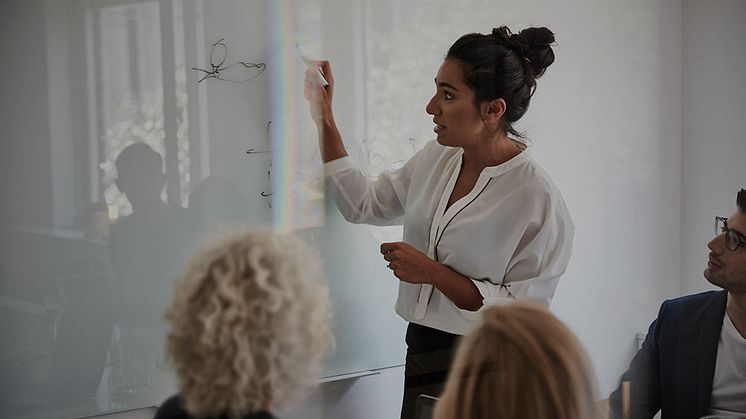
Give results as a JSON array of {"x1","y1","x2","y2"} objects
[
  {"x1": 380, "y1": 242, "x2": 441, "y2": 285},
  {"x1": 381, "y1": 241, "x2": 483, "y2": 311}
]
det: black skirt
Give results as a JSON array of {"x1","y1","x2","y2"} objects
[{"x1": 400, "y1": 322, "x2": 461, "y2": 419}]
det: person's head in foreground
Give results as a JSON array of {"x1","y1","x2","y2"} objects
[
  {"x1": 434, "y1": 301, "x2": 599, "y2": 419},
  {"x1": 162, "y1": 229, "x2": 334, "y2": 419}
]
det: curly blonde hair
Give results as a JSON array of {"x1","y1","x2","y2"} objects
[
  {"x1": 435, "y1": 302, "x2": 599, "y2": 419},
  {"x1": 166, "y1": 229, "x2": 334, "y2": 418}
]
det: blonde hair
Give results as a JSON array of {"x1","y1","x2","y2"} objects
[
  {"x1": 166, "y1": 229, "x2": 334, "y2": 418},
  {"x1": 435, "y1": 302, "x2": 599, "y2": 419}
]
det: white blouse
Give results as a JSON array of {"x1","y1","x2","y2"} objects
[{"x1": 325, "y1": 140, "x2": 574, "y2": 335}]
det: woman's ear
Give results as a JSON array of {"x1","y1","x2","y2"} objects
[{"x1": 480, "y1": 98, "x2": 506, "y2": 126}]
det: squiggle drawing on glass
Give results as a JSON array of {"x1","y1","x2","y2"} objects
[{"x1": 192, "y1": 38, "x2": 266, "y2": 83}]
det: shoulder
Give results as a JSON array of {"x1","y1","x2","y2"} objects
[
  {"x1": 501, "y1": 153, "x2": 571, "y2": 219},
  {"x1": 517, "y1": 154, "x2": 563, "y2": 196},
  {"x1": 153, "y1": 395, "x2": 279, "y2": 419},
  {"x1": 658, "y1": 290, "x2": 727, "y2": 321},
  {"x1": 153, "y1": 395, "x2": 192, "y2": 419},
  {"x1": 661, "y1": 290, "x2": 726, "y2": 310}
]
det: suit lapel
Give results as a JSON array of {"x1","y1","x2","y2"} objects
[{"x1": 695, "y1": 290, "x2": 727, "y2": 413}]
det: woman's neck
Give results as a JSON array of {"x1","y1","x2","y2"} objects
[{"x1": 461, "y1": 133, "x2": 524, "y2": 172}]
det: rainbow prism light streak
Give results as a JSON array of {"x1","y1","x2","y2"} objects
[{"x1": 268, "y1": 0, "x2": 324, "y2": 233}]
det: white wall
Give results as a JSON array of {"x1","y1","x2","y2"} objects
[
  {"x1": 681, "y1": 0, "x2": 746, "y2": 295},
  {"x1": 544, "y1": 0, "x2": 683, "y2": 393}
]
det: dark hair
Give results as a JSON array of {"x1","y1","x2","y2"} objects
[
  {"x1": 737, "y1": 189, "x2": 746, "y2": 213},
  {"x1": 446, "y1": 26, "x2": 556, "y2": 138},
  {"x1": 115, "y1": 142, "x2": 163, "y2": 177}
]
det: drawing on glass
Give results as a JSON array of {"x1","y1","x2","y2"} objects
[
  {"x1": 246, "y1": 121, "x2": 273, "y2": 155},
  {"x1": 245, "y1": 121, "x2": 273, "y2": 207},
  {"x1": 192, "y1": 38, "x2": 266, "y2": 83}
]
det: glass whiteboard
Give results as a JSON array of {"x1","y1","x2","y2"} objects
[{"x1": 0, "y1": 1, "x2": 407, "y2": 417}]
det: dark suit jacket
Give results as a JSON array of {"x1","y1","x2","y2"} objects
[
  {"x1": 154, "y1": 395, "x2": 278, "y2": 419},
  {"x1": 609, "y1": 290, "x2": 728, "y2": 419}
]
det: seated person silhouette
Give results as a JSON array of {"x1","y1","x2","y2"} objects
[
  {"x1": 107, "y1": 143, "x2": 186, "y2": 391},
  {"x1": 609, "y1": 189, "x2": 746, "y2": 418},
  {"x1": 434, "y1": 301, "x2": 600, "y2": 419},
  {"x1": 108, "y1": 142, "x2": 186, "y2": 329},
  {"x1": 154, "y1": 229, "x2": 335, "y2": 419}
]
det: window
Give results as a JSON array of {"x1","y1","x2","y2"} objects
[{"x1": 83, "y1": 0, "x2": 203, "y2": 220}]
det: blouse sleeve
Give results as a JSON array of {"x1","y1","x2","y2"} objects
[
  {"x1": 324, "y1": 144, "x2": 428, "y2": 226},
  {"x1": 465, "y1": 188, "x2": 574, "y2": 311},
  {"x1": 498, "y1": 193, "x2": 575, "y2": 306}
]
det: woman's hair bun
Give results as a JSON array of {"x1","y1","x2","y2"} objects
[
  {"x1": 518, "y1": 27, "x2": 555, "y2": 78},
  {"x1": 491, "y1": 26, "x2": 556, "y2": 79},
  {"x1": 447, "y1": 25, "x2": 557, "y2": 137}
]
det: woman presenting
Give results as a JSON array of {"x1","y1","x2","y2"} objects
[{"x1": 305, "y1": 25, "x2": 574, "y2": 419}]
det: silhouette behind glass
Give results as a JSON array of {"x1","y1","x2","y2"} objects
[{"x1": 107, "y1": 143, "x2": 186, "y2": 396}]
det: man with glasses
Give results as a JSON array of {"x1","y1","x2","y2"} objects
[{"x1": 610, "y1": 189, "x2": 746, "y2": 419}]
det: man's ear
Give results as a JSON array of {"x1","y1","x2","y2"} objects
[{"x1": 480, "y1": 98, "x2": 506, "y2": 125}]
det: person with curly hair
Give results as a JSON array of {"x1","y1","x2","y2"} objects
[
  {"x1": 153, "y1": 230, "x2": 334, "y2": 419},
  {"x1": 305, "y1": 25, "x2": 574, "y2": 419},
  {"x1": 435, "y1": 301, "x2": 600, "y2": 419}
]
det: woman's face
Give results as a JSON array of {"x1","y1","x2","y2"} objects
[{"x1": 426, "y1": 59, "x2": 486, "y2": 148}]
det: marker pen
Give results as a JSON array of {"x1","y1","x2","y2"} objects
[{"x1": 295, "y1": 43, "x2": 329, "y2": 88}]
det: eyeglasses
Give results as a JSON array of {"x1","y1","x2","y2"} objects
[{"x1": 714, "y1": 216, "x2": 746, "y2": 251}]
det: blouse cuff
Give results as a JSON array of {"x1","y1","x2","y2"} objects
[
  {"x1": 455, "y1": 278, "x2": 505, "y2": 321},
  {"x1": 324, "y1": 156, "x2": 354, "y2": 176},
  {"x1": 466, "y1": 278, "x2": 517, "y2": 313}
]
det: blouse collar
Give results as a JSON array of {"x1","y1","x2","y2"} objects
[{"x1": 454, "y1": 148, "x2": 532, "y2": 178}]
